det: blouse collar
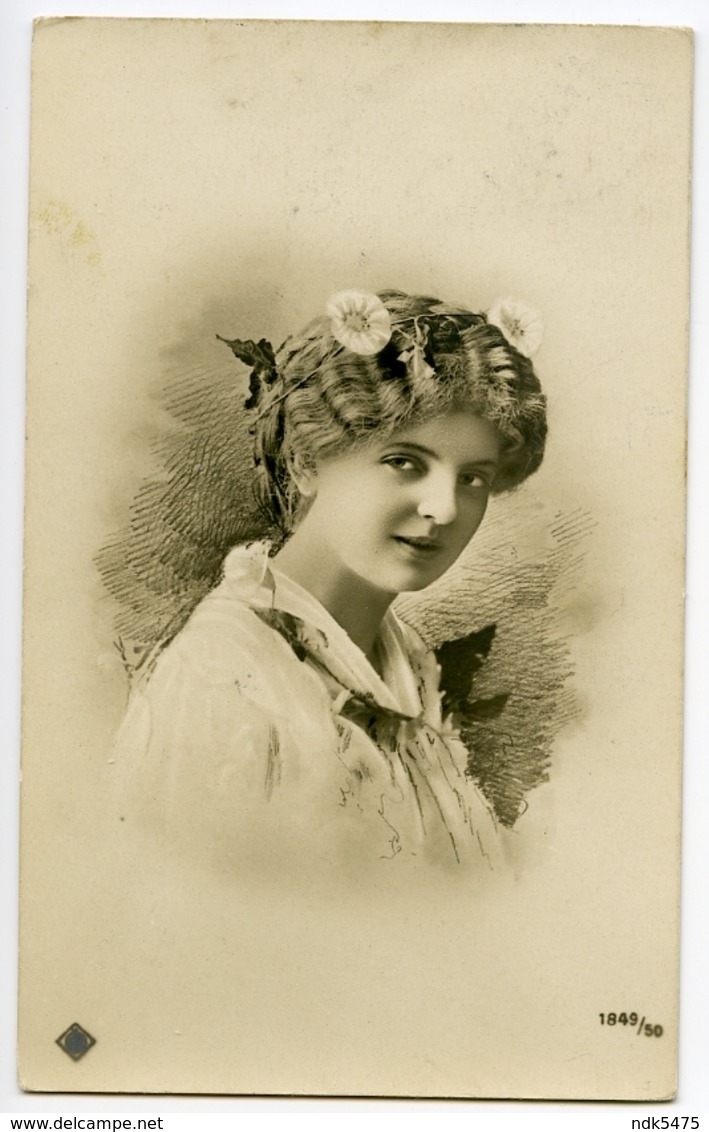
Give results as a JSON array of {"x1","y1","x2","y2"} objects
[{"x1": 220, "y1": 541, "x2": 421, "y2": 717}]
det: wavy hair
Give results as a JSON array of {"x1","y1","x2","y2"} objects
[{"x1": 253, "y1": 289, "x2": 547, "y2": 535}]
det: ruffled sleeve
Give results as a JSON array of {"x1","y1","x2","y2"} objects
[{"x1": 114, "y1": 594, "x2": 350, "y2": 877}]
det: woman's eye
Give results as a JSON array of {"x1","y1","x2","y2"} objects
[
  {"x1": 383, "y1": 455, "x2": 418, "y2": 472},
  {"x1": 460, "y1": 471, "x2": 490, "y2": 489}
]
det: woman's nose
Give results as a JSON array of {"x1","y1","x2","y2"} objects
[{"x1": 416, "y1": 472, "x2": 458, "y2": 526}]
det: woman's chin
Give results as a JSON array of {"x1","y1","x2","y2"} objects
[{"x1": 383, "y1": 562, "x2": 453, "y2": 595}]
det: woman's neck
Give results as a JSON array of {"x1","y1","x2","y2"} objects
[{"x1": 274, "y1": 531, "x2": 394, "y2": 660}]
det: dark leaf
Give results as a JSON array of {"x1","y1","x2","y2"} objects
[
  {"x1": 216, "y1": 335, "x2": 278, "y2": 409},
  {"x1": 217, "y1": 335, "x2": 276, "y2": 372},
  {"x1": 244, "y1": 369, "x2": 262, "y2": 411},
  {"x1": 435, "y1": 624, "x2": 497, "y2": 715}
]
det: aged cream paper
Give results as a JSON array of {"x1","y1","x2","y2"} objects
[{"x1": 20, "y1": 19, "x2": 691, "y2": 1099}]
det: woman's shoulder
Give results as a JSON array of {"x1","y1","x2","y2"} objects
[{"x1": 140, "y1": 543, "x2": 307, "y2": 692}]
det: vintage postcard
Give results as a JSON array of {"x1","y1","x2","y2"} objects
[{"x1": 19, "y1": 19, "x2": 691, "y2": 1099}]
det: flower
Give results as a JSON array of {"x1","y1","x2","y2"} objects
[
  {"x1": 326, "y1": 290, "x2": 392, "y2": 355},
  {"x1": 486, "y1": 298, "x2": 543, "y2": 359}
]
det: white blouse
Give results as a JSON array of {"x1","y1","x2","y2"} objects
[{"x1": 115, "y1": 542, "x2": 502, "y2": 878}]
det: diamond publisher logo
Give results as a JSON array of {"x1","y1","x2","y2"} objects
[{"x1": 55, "y1": 1022, "x2": 96, "y2": 1061}]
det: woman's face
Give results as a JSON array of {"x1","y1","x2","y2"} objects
[{"x1": 299, "y1": 410, "x2": 502, "y2": 596}]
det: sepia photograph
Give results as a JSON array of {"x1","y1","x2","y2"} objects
[{"x1": 9, "y1": 7, "x2": 701, "y2": 1111}]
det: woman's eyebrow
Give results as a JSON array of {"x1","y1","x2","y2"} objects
[
  {"x1": 382, "y1": 441, "x2": 499, "y2": 467},
  {"x1": 381, "y1": 441, "x2": 435, "y2": 457}
]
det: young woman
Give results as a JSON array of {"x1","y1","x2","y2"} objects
[{"x1": 116, "y1": 288, "x2": 547, "y2": 878}]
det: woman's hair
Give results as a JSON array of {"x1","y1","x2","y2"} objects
[{"x1": 252, "y1": 289, "x2": 548, "y2": 534}]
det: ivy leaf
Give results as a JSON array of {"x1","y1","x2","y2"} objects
[
  {"x1": 435, "y1": 625, "x2": 497, "y2": 717},
  {"x1": 216, "y1": 335, "x2": 278, "y2": 409},
  {"x1": 217, "y1": 335, "x2": 276, "y2": 371}
]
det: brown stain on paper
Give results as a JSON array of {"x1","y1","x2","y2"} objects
[{"x1": 36, "y1": 199, "x2": 102, "y2": 266}]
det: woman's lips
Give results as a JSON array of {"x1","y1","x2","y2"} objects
[{"x1": 393, "y1": 535, "x2": 443, "y2": 556}]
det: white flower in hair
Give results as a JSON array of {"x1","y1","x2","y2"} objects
[
  {"x1": 486, "y1": 298, "x2": 543, "y2": 359},
  {"x1": 326, "y1": 290, "x2": 392, "y2": 356}
]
